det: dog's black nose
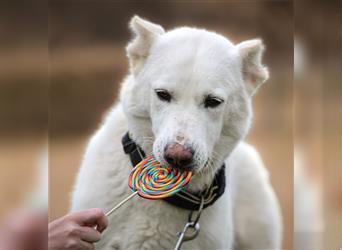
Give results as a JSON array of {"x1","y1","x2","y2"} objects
[{"x1": 164, "y1": 143, "x2": 194, "y2": 169}]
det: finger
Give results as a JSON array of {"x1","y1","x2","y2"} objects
[
  {"x1": 79, "y1": 227, "x2": 102, "y2": 243},
  {"x1": 80, "y1": 240, "x2": 95, "y2": 250},
  {"x1": 94, "y1": 214, "x2": 108, "y2": 233},
  {"x1": 72, "y1": 208, "x2": 108, "y2": 232}
]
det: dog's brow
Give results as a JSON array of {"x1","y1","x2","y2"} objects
[{"x1": 206, "y1": 89, "x2": 226, "y2": 100}]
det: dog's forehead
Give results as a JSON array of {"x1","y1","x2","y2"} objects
[
  {"x1": 153, "y1": 28, "x2": 238, "y2": 62},
  {"x1": 145, "y1": 28, "x2": 241, "y2": 89}
]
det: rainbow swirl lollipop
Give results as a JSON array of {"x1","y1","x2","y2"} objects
[
  {"x1": 105, "y1": 155, "x2": 193, "y2": 216},
  {"x1": 128, "y1": 155, "x2": 193, "y2": 199}
]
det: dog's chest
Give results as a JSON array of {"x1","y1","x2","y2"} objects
[{"x1": 98, "y1": 193, "x2": 233, "y2": 250}]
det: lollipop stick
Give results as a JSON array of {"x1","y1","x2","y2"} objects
[{"x1": 105, "y1": 191, "x2": 138, "y2": 217}]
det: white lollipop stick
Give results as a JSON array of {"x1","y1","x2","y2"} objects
[{"x1": 105, "y1": 191, "x2": 138, "y2": 217}]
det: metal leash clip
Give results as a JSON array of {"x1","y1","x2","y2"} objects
[{"x1": 173, "y1": 196, "x2": 204, "y2": 250}]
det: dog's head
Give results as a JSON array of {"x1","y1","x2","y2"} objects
[{"x1": 121, "y1": 16, "x2": 268, "y2": 175}]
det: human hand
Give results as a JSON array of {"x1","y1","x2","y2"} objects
[{"x1": 49, "y1": 208, "x2": 108, "y2": 250}]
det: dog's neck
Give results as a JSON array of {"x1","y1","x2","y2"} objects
[{"x1": 126, "y1": 115, "x2": 226, "y2": 192}]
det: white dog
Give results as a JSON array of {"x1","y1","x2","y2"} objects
[{"x1": 71, "y1": 16, "x2": 282, "y2": 250}]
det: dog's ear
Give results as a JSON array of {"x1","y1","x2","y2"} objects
[
  {"x1": 126, "y1": 15, "x2": 165, "y2": 74},
  {"x1": 236, "y1": 39, "x2": 269, "y2": 96}
]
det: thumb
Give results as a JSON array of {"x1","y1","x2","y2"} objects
[{"x1": 71, "y1": 208, "x2": 108, "y2": 233}]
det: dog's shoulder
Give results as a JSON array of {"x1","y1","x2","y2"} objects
[
  {"x1": 228, "y1": 142, "x2": 282, "y2": 248},
  {"x1": 227, "y1": 141, "x2": 270, "y2": 193}
]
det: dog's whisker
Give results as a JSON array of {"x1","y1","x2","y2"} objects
[{"x1": 141, "y1": 137, "x2": 154, "y2": 140}]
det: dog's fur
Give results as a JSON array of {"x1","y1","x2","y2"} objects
[{"x1": 71, "y1": 16, "x2": 282, "y2": 249}]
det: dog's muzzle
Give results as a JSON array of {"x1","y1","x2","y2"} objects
[{"x1": 164, "y1": 143, "x2": 194, "y2": 170}]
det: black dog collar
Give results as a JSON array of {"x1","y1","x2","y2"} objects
[{"x1": 122, "y1": 132, "x2": 226, "y2": 211}]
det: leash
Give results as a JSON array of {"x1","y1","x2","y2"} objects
[{"x1": 173, "y1": 196, "x2": 204, "y2": 250}]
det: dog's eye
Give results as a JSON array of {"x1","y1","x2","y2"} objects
[
  {"x1": 204, "y1": 96, "x2": 223, "y2": 108},
  {"x1": 155, "y1": 89, "x2": 172, "y2": 102}
]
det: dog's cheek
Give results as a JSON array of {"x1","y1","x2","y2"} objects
[
  {"x1": 203, "y1": 108, "x2": 225, "y2": 150},
  {"x1": 222, "y1": 95, "x2": 252, "y2": 142},
  {"x1": 194, "y1": 144, "x2": 209, "y2": 170},
  {"x1": 150, "y1": 95, "x2": 173, "y2": 133},
  {"x1": 122, "y1": 81, "x2": 151, "y2": 118}
]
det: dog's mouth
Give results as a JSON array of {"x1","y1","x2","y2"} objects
[
  {"x1": 192, "y1": 156, "x2": 214, "y2": 174},
  {"x1": 161, "y1": 159, "x2": 197, "y2": 173},
  {"x1": 156, "y1": 152, "x2": 210, "y2": 175}
]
